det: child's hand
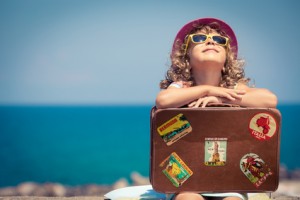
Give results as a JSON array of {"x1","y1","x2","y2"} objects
[
  {"x1": 188, "y1": 96, "x2": 222, "y2": 108},
  {"x1": 205, "y1": 86, "x2": 245, "y2": 101}
]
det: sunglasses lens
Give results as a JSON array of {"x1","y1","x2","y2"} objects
[
  {"x1": 192, "y1": 34, "x2": 207, "y2": 43},
  {"x1": 212, "y1": 36, "x2": 227, "y2": 45}
]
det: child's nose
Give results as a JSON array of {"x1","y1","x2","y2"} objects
[{"x1": 206, "y1": 37, "x2": 216, "y2": 45}]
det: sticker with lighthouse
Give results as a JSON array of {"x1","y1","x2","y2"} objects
[{"x1": 204, "y1": 138, "x2": 227, "y2": 166}]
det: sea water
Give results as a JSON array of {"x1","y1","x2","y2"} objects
[{"x1": 0, "y1": 104, "x2": 299, "y2": 187}]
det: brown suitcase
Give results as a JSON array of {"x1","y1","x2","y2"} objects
[{"x1": 150, "y1": 105, "x2": 281, "y2": 193}]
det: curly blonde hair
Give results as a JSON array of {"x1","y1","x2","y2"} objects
[{"x1": 160, "y1": 22, "x2": 249, "y2": 89}]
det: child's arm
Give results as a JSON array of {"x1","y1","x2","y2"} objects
[
  {"x1": 155, "y1": 85, "x2": 245, "y2": 109},
  {"x1": 222, "y1": 84, "x2": 277, "y2": 108}
]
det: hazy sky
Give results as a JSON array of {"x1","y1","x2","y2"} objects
[{"x1": 1, "y1": 0, "x2": 299, "y2": 105}]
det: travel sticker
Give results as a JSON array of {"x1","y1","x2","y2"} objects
[
  {"x1": 249, "y1": 113, "x2": 277, "y2": 141},
  {"x1": 160, "y1": 152, "x2": 193, "y2": 187},
  {"x1": 204, "y1": 138, "x2": 227, "y2": 166},
  {"x1": 240, "y1": 153, "x2": 273, "y2": 188},
  {"x1": 157, "y1": 113, "x2": 192, "y2": 145}
]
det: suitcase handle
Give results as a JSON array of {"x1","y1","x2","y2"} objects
[
  {"x1": 151, "y1": 103, "x2": 241, "y2": 113},
  {"x1": 205, "y1": 103, "x2": 241, "y2": 107}
]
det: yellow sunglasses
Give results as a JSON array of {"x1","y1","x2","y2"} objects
[{"x1": 183, "y1": 34, "x2": 229, "y2": 55}]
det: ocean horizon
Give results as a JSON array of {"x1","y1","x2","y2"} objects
[{"x1": 0, "y1": 104, "x2": 299, "y2": 187}]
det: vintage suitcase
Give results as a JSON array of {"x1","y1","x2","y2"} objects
[{"x1": 150, "y1": 105, "x2": 281, "y2": 193}]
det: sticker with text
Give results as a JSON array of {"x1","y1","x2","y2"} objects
[
  {"x1": 204, "y1": 138, "x2": 227, "y2": 166},
  {"x1": 157, "y1": 113, "x2": 192, "y2": 145},
  {"x1": 240, "y1": 153, "x2": 273, "y2": 188},
  {"x1": 160, "y1": 152, "x2": 193, "y2": 187},
  {"x1": 249, "y1": 113, "x2": 277, "y2": 141}
]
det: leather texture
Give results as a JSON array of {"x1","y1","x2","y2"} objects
[{"x1": 150, "y1": 106, "x2": 281, "y2": 193}]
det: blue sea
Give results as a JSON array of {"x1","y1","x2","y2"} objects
[{"x1": 0, "y1": 104, "x2": 299, "y2": 187}]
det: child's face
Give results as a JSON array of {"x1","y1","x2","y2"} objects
[{"x1": 187, "y1": 29, "x2": 227, "y2": 70}]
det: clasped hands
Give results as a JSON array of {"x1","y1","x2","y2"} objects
[{"x1": 188, "y1": 86, "x2": 246, "y2": 108}]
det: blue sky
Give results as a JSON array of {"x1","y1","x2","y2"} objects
[{"x1": 1, "y1": 0, "x2": 300, "y2": 105}]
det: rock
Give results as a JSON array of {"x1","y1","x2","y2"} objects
[
  {"x1": 17, "y1": 182, "x2": 38, "y2": 196},
  {"x1": 279, "y1": 164, "x2": 290, "y2": 179},
  {"x1": 273, "y1": 180, "x2": 300, "y2": 197},
  {"x1": 15, "y1": 182, "x2": 67, "y2": 197},
  {"x1": 41, "y1": 183, "x2": 66, "y2": 196},
  {"x1": 52, "y1": 183, "x2": 67, "y2": 197},
  {"x1": 32, "y1": 184, "x2": 47, "y2": 196},
  {"x1": 130, "y1": 172, "x2": 150, "y2": 185},
  {"x1": 83, "y1": 184, "x2": 104, "y2": 196},
  {"x1": 290, "y1": 169, "x2": 300, "y2": 180},
  {"x1": 112, "y1": 178, "x2": 129, "y2": 190},
  {"x1": 0, "y1": 186, "x2": 17, "y2": 196},
  {"x1": 67, "y1": 185, "x2": 85, "y2": 196}
]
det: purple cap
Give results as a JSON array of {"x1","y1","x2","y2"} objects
[{"x1": 172, "y1": 18, "x2": 238, "y2": 57}]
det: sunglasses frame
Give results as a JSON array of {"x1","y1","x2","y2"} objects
[{"x1": 182, "y1": 34, "x2": 229, "y2": 55}]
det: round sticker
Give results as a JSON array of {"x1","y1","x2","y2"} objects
[{"x1": 249, "y1": 113, "x2": 277, "y2": 141}]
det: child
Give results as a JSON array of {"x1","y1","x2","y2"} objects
[
  {"x1": 155, "y1": 18, "x2": 277, "y2": 200},
  {"x1": 156, "y1": 18, "x2": 277, "y2": 110}
]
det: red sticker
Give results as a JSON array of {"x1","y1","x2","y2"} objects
[
  {"x1": 240, "y1": 153, "x2": 273, "y2": 188},
  {"x1": 249, "y1": 113, "x2": 277, "y2": 141}
]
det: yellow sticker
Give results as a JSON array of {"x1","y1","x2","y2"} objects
[
  {"x1": 157, "y1": 113, "x2": 192, "y2": 145},
  {"x1": 160, "y1": 152, "x2": 193, "y2": 187}
]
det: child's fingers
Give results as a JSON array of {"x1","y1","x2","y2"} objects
[
  {"x1": 194, "y1": 98, "x2": 203, "y2": 108},
  {"x1": 225, "y1": 89, "x2": 245, "y2": 100},
  {"x1": 188, "y1": 101, "x2": 197, "y2": 107},
  {"x1": 222, "y1": 93, "x2": 236, "y2": 101},
  {"x1": 201, "y1": 100, "x2": 209, "y2": 108}
]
